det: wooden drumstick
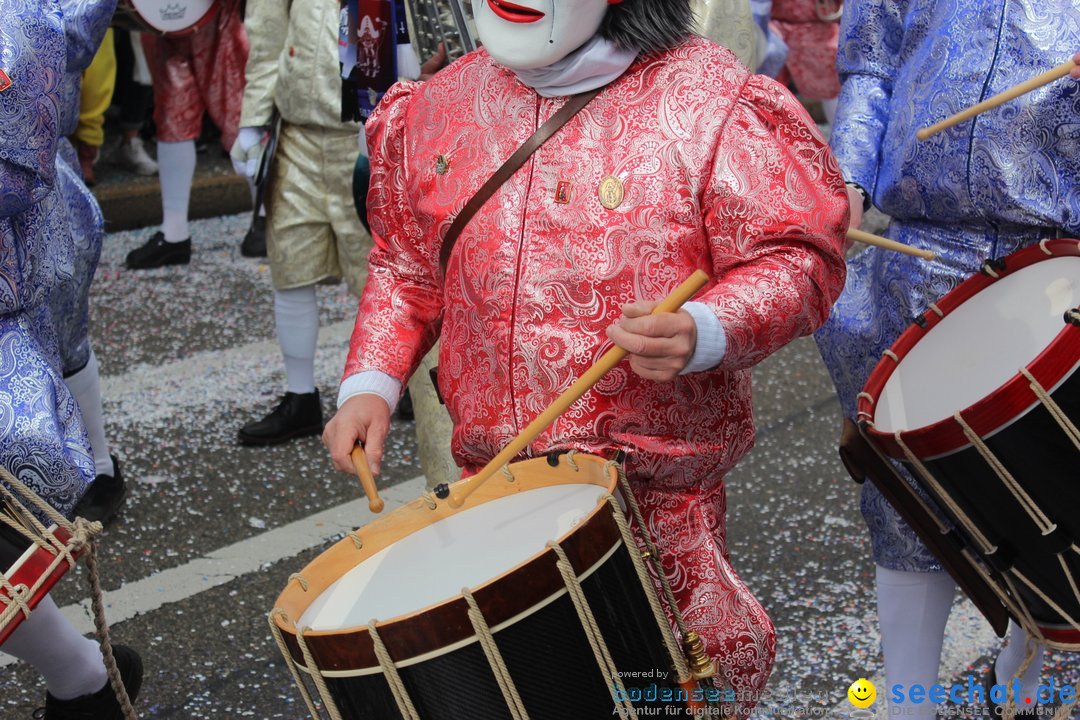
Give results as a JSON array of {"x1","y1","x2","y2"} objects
[
  {"x1": 351, "y1": 445, "x2": 384, "y2": 514},
  {"x1": 445, "y1": 270, "x2": 711, "y2": 510},
  {"x1": 848, "y1": 228, "x2": 936, "y2": 260},
  {"x1": 917, "y1": 59, "x2": 1077, "y2": 140}
]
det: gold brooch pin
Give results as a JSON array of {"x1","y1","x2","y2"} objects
[
  {"x1": 435, "y1": 155, "x2": 451, "y2": 175},
  {"x1": 598, "y1": 175, "x2": 624, "y2": 210}
]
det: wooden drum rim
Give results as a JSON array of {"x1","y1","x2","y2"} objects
[{"x1": 272, "y1": 453, "x2": 623, "y2": 674}]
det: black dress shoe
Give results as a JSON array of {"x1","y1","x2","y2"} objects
[
  {"x1": 125, "y1": 231, "x2": 191, "y2": 270},
  {"x1": 37, "y1": 644, "x2": 143, "y2": 719},
  {"x1": 241, "y1": 216, "x2": 267, "y2": 258},
  {"x1": 238, "y1": 391, "x2": 323, "y2": 446},
  {"x1": 73, "y1": 455, "x2": 126, "y2": 525}
]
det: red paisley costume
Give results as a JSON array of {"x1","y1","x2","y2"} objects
[
  {"x1": 770, "y1": 0, "x2": 841, "y2": 101},
  {"x1": 141, "y1": 0, "x2": 248, "y2": 149},
  {"x1": 345, "y1": 37, "x2": 848, "y2": 712}
]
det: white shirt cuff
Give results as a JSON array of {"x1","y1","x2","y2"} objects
[
  {"x1": 337, "y1": 370, "x2": 402, "y2": 413},
  {"x1": 680, "y1": 301, "x2": 728, "y2": 374}
]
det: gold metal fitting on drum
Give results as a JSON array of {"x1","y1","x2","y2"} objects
[{"x1": 682, "y1": 630, "x2": 717, "y2": 680}]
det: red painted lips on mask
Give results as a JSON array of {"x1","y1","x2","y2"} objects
[{"x1": 487, "y1": 0, "x2": 545, "y2": 23}]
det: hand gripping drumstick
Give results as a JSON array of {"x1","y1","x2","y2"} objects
[
  {"x1": 916, "y1": 59, "x2": 1077, "y2": 140},
  {"x1": 847, "y1": 228, "x2": 936, "y2": 260},
  {"x1": 351, "y1": 445, "x2": 384, "y2": 513},
  {"x1": 439, "y1": 270, "x2": 710, "y2": 510}
]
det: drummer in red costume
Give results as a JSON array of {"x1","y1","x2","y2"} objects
[{"x1": 323, "y1": 0, "x2": 848, "y2": 711}]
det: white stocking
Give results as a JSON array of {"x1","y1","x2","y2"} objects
[
  {"x1": 876, "y1": 566, "x2": 956, "y2": 713},
  {"x1": 274, "y1": 286, "x2": 319, "y2": 395},
  {"x1": 994, "y1": 620, "x2": 1045, "y2": 708},
  {"x1": 157, "y1": 140, "x2": 196, "y2": 242},
  {"x1": 2, "y1": 596, "x2": 107, "y2": 700},
  {"x1": 64, "y1": 348, "x2": 113, "y2": 477}
]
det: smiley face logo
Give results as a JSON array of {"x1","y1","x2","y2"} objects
[{"x1": 848, "y1": 678, "x2": 876, "y2": 708}]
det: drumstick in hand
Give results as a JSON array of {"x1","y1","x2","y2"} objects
[
  {"x1": 917, "y1": 59, "x2": 1077, "y2": 140},
  {"x1": 443, "y1": 270, "x2": 710, "y2": 510},
  {"x1": 848, "y1": 229, "x2": 936, "y2": 260},
  {"x1": 351, "y1": 446, "x2": 384, "y2": 513}
]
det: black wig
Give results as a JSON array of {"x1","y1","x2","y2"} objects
[{"x1": 600, "y1": 0, "x2": 695, "y2": 54}]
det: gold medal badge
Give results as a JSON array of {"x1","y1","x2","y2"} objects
[{"x1": 598, "y1": 175, "x2": 625, "y2": 210}]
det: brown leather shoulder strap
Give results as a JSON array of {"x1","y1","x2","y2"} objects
[{"x1": 438, "y1": 87, "x2": 603, "y2": 276}]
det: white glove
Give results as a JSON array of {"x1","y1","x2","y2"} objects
[{"x1": 230, "y1": 126, "x2": 268, "y2": 178}]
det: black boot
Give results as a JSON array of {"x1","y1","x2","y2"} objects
[
  {"x1": 241, "y1": 216, "x2": 267, "y2": 258},
  {"x1": 73, "y1": 455, "x2": 126, "y2": 525},
  {"x1": 37, "y1": 644, "x2": 143, "y2": 719},
  {"x1": 238, "y1": 391, "x2": 323, "y2": 446},
  {"x1": 125, "y1": 231, "x2": 191, "y2": 270}
]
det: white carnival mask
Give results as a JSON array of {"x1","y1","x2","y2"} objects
[{"x1": 472, "y1": 0, "x2": 621, "y2": 70}]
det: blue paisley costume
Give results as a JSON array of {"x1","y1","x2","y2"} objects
[
  {"x1": 815, "y1": 0, "x2": 1080, "y2": 572},
  {"x1": 48, "y1": 0, "x2": 115, "y2": 377},
  {"x1": 0, "y1": 0, "x2": 95, "y2": 519}
]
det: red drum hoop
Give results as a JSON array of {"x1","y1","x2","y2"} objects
[
  {"x1": 858, "y1": 239, "x2": 1080, "y2": 459},
  {"x1": 857, "y1": 238, "x2": 1080, "y2": 649},
  {"x1": 113, "y1": 0, "x2": 220, "y2": 37},
  {"x1": 0, "y1": 525, "x2": 83, "y2": 646}
]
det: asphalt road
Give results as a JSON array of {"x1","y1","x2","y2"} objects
[{"x1": 1, "y1": 212, "x2": 1076, "y2": 719}]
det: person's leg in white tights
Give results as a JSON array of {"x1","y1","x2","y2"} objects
[
  {"x1": 2, "y1": 596, "x2": 107, "y2": 700},
  {"x1": 994, "y1": 620, "x2": 1044, "y2": 709},
  {"x1": 157, "y1": 139, "x2": 196, "y2": 243},
  {"x1": 275, "y1": 285, "x2": 318, "y2": 395},
  {"x1": 876, "y1": 566, "x2": 956, "y2": 715},
  {"x1": 63, "y1": 347, "x2": 113, "y2": 478}
]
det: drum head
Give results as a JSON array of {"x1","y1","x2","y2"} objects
[
  {"x1": 299, "y1": 482, "x2": 605, "y2": 630},
  {"x1": 874, "y1": 251, "x2": 1080, "y2": 434},
  {"x1": 126, "y1": 0, "x2": 217, "y2": 35}
]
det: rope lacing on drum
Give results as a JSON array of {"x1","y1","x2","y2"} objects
[
  {"x1": 500, "y1": 465, "x2": 515, "y2": 483},
  {"x1": 0, "y1": 466, "x2": 135, "y2": 720},
  {"x1": 927, "y1": 303, "x2": 945, "y2": 317},
  {"x1": 1039, "y1": 238, "x2": 1054, "y2": 256},
  {"x1": 882, "y1": 349, "x2": 899, "y2": 362},
  {"x1": 603, "y1": 495, "x2": 693, "y2": 685},
  {"x1": 347, "y1": 532, "x2": 363, "y2": 550},
  {"x1": 1019, "y1": 368, "x2": 1080, "y2": 452},
  {"x1": 462, "y1": 588, "x2": 530, "y2": 720},
  {"x1": 368, "y1": 620, "x2": 422, "y2": 720},
  {"x1": 420, "y1": 491, "x2": 438, "y2": 510},
  {"x1": 892, "y1": 433, "x2": 998, "y2": 556},
  {"x1": 267, "y1": 610, "x2": 322, "y2": 720},
  {"x1": 297, "y1": 625, "x2": 347, "y2": 720},
  {"x1": 546, "y1": 540, "x2": 637, "y2": 718},
  {"x1": 564, "y1": 450, "x2": 579, "y2": 472},
  {"x1": 951, "y1": 413, "x2": 1068, "y2": 572},
  {"x1": 289, "y1": 573, "x2": 310, "y2": 592}
]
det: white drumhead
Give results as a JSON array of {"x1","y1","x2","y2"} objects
[
  {"x1": 298, "y1": 484, "x2": 603, "y2": 631},
  {"x1": 129, "y1": 0, "x2": 215, "y2": 34},
  {"x1": 875, "y1": 256, "x2": 1080, "y2": 433}
]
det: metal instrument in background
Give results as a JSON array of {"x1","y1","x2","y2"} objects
[{"x1": 403, "y1": 0, "x2": 478, "y2": 62}]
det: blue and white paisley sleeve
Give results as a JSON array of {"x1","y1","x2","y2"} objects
[{"x1": 830, "y1": 0, "x2": 911, "y2": 197}]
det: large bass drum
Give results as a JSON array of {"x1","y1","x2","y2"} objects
[
  {"x1": 857, "y1": 239, "x2": 1080, "y2": 650},
  {"x1": 270, "y1": 453, "x2": 708, "y2": 719},
  {"x1": 112, "y1": 0, "x2": 220, "y2": 36}
]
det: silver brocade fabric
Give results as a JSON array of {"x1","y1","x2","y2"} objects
[{"x1": 816, "y1": 0, "x2": 1080, "y2": 571}]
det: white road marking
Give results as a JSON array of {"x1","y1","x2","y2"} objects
[{"x1": 0, "y1": 475, "x2": 426, "y2": 666}]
